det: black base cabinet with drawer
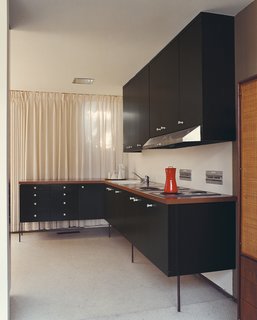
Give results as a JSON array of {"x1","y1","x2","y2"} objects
[
  {"x1": 104, "y1": 187, "x2": 236, "y2": 278},
  {"x1": 19, "y1": 183, "x2": 105, "y2": 240},
  {"x1": 20, "y1": 184, "x2": 52, "y2": 222}
]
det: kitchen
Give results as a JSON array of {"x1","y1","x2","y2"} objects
[{"x1": 1, "y1": 0, "x2": 257, "y2": 319}]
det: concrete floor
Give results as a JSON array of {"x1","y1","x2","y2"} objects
[{"x1": 10, "y1": 228, "x2": 237, "y2": 320}]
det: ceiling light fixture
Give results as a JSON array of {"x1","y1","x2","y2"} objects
[{"x1": 72, "y1": 77, "x2": 94, "y2": 84}]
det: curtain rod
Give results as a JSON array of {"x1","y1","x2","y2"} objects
[{"x1": 10, "y1": 89, "x2": 122, "y2": 98}]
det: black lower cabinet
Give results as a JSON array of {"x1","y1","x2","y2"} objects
[
  {"x1": 105, "y1": 187, "x2": 236, "y2": 278},
  {"x1": 177, "y1": 202, "x2": 236, "y2": 275},
  {"x1": 78, "y1": 184, "x2": 104, "y2": 219},
  {"x1": 127, "y1": 195, "x2": 171, "y2": 275},
  {"x1": 104, "y1": 186, "x2": 127, "y2": 233},
  {"x1": 51, "y1": 184, "x2": 79, "y2": 221},
  {"x1": 20, "y1": 184, "x2": 52, "y2": 222},
  {"x1": 20, "y1": 183, "x2": 105, "y2": 223}
]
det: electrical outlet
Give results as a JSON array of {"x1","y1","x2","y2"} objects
[
  {"x1": 206, "y1": 170, "x2": 223, "y2": 185},
  {"x1": 179, "y1": 169, "x2": 192, "y2": 181}
]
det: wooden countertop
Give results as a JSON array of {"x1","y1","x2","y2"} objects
[{"x1": 19, "y1": 179, "x2": 237, "y2": 205}]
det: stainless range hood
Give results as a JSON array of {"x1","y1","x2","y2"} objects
[{"x1": 143, "y1": 126, "x2": 201, "y2": 149}]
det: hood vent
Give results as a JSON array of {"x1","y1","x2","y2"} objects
[{"x1": 143, "y1": 126, "x2": 201, "y2": 149}]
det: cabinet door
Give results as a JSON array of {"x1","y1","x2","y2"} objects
[
  {"x1": 51, "y1": 184, "x2": 79, "y2": 221},
  {"x1": 104, "y1": 186, "x2": 126, "y2": 233},
  {"x1": 78, "y1": 184, "x2": 104, "y2": 219},
  {"x1": 177, "y1": 202, "x2": 235, "y2": 275},
  {"x1": 125, "y1": 195, "x2": 170, "y2": 275},
  {"x1": 149, "y1": 39, "x2": 179, "y2": 137},
  {"x1": 104, "y1": 186, "x2": 116, "y2": 225},
  {"x1": 20, "y1": 184, "x2": 51, "y2": 222},
  {"x1": 179, "y1": 17, "x2": 203, "y2": 130},
  {"x1": 123, "y1": 65, "x2": 149, "y2": 152}
]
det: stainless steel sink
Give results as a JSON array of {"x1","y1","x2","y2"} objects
[{"x1": 138, "y1": 186, "x2": 162, "y2": 191}]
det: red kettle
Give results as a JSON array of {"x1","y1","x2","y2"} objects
[{"x1": 164, "y1": 166, "x2": 178, "y2": 193}]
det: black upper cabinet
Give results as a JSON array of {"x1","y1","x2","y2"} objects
[
  {"x1": 123, "y1": 12, "x2": 235, "y2": 147},
  {"x1": 123, "y1": 65, "x2": 149, "y2": 152},
  {"x1": 179, "y1": 13, "x2": 235, "y2": 140},
  {"x1": 149, "y1": 39, "x2": 179, "y2": 137},
  {"x1": 178, "y1": 17, "x2": 202, "y2": 131}
]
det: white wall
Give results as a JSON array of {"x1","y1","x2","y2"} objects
[
  {"x1": 0, "y1": 0, "x2": 9, "y2": 319},
  {"x1": 124, "y1": 141, "x2": 234, "y2": 294}
]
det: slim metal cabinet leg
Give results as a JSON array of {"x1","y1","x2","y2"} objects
[
  {"x1": 177, "y1": 275, "x2": 181, "y2": 312},
  {"x1": 19, "y1": 222, "x2": 21, "y2": 242},
  {"x1": 131, "y1": 244, "x2": 134, "y2": 263}
]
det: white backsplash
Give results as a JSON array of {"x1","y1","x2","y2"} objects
[
  {"x1": 124, "y1": 141, "x2": 233, "y2": 194},
  {"x1": 124, "y1": 141, "x2": 234, "y2": 295}
]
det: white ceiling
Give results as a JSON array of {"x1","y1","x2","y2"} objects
[{"x1": 9, "y1": 0, "x2": 253, "y2": 96}]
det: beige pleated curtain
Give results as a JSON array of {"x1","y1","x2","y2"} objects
[{"x1": 10, "y1": 91, "x2": 123, "y2": 232}]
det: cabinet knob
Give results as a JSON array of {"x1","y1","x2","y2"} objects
[
  {"x1": 33, "y1": 202, "x2": 37, "y2": 206},
  {"x1": 33, "y1": 194, "x2": 37, "y2": 197},
  {"x1": 33, "y1": 214, "x2": 37, "y2": 218},
  {"x1": 178, "y1": 120, "x2": 184, "y2": 125},
  {"x1": 156, "y1": 127, "x2": 161, "y2": 131},
  {"x1": 63, "y1": 202, "x2": 66, "y2": 205},
  {"x1": 146, "y1": 204, "x2": 156, "y2": 208},
  {"x1": 63, "y1": 193, "x2": 66, "y2": 196},
  {"x1": 33, "y1": 186, "x2": 37, "y2": 190},
  {"x1": 160, "y1": 126, "x2": 166, "y2": 130},
  {"x1": 81, "y1": 186, "x2": 85, "y2": 189},
  {"x1": 63, "y1": 186, "x2": 66, "y2": 189},
  {"x1": 106, "y1": 187, "x2": 113, "y2": 191},
  {"x1": 63, "y1": 213, "x2": 66, "y2": 216},
  {"x1": 129, "y1": 197, "x2": 135, "y2": 201},
  {"x1": 115, "y1": 190, "x2": 122, "y2": 194}
]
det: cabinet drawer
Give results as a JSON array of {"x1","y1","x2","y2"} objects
[
  {"x1": 51, "y1": 210, "x2": 78, "y2": 221},
  {"x1": 51, "y1": 184, "x2": 78, "y2": 192},
  {"x1": 20, "y1": 211, "x2": 51, "y2": 222},
  {"x1": 20, "y1": 184, "x2": 50, "y2": 192}
]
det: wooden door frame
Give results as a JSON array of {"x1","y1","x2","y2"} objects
[{"x1": 237, "y1": 74, "x2": 257, "y2": 319}]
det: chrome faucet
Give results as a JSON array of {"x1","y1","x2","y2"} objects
[{"x1": 132, "y1": 172, "x2": 150, "y2": 187}]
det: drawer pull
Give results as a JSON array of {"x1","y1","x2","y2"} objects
[
  {"x1": 106, "y1": 187, "x2": 113, "y2": 191},
  {"x1": 129, "y1": 197, "x2": 135, "y2": 201},
  {"x1": 81, "y1": 186, "x2": 85, "y2": 189},
  {"x1": 63, "y1": 186, "x2": 66, "y2": 189},
  {"x1": 63, "y1": 202, "x2": 66, "y2": 205},
  {"x1": 146, "y1": 204, "x2": 156, "y2": 208},
  {"x1": 33, "y1": 186, "x2": 37, "y2": 190},
  {"x1": 63, "y1": 193, "x2": 66, "y2": 196},
  {"x1": 33, "y1": 214, "x2": 37, "y2": 218},
  {"x1": 33, "y1": 202, "x2": 37, "y2": 206},
  {"x1": 178, "y1": 120, "x2": 184, "y2": 125},
  {"x1": 63, "y1": 213, "x2": 66, "y2": 216},
  {"x1": 33, "y1": 194, "x2": 37, "y2": 197},
  {"x1": 133, "y1": 198, "x2": 142, "y2": 202},
  {"x1": 115, "y1": 190, "x2": 122, "y2": 194}
]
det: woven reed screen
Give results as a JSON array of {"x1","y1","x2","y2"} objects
[{"x1": 241, "y1": 79, "x2": 257, "y2": 259}]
